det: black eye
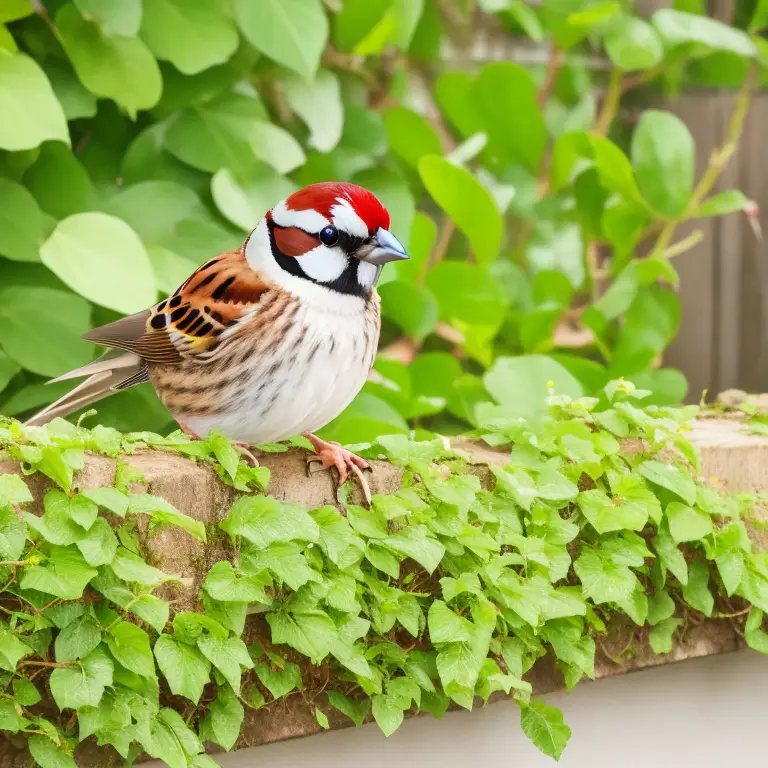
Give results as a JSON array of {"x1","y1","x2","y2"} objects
[{"x1": 319, "y1": 225, "x2": 339, "y2": 247}]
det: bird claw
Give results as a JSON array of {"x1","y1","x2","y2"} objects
[
  {"x1": 235, "y1": 443, "x2": 260, "y2": 467},
  {"x1": 305, "y1": 441, "x2": 372, "y2": 507}
]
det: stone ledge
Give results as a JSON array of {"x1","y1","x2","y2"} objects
[{"x1": 1, "y1": 418, "x2": 766, "y2": 764}]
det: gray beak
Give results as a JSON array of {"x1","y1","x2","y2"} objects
[{"x1": 355, "y1": 227, "x2": 409, "y2": 266}]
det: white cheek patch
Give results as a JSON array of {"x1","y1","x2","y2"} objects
[
  {"x1": 272, "y1": 201, "x2": 329, "y2": 232},
  {"x1": 298, "y1": 244, "x2": 348, "y2": 283},
  {"x1": 331, "y1": 198, "x2": 369, "y2": 239},
  {"x1": 357, "y1": 260, "x2": 379, "y2": 290}
]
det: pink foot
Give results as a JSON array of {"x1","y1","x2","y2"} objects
[{"x1": 303, "y1": 434, "x2": 372, "y2": 506}]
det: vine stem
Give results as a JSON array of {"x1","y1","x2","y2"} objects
[
  {"x1": 648, "y1": 68, "x2": 755, "y2": 261},
  {"x1": 20, "y1": 660, "x2": 73, "y2": 669},
  {"x1": 595, "y1": 67, "x2": 623, "y2": 137}
]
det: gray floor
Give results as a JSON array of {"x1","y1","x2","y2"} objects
[{"x1": 148, "y1": 649, "x2": 768, "y2": 768}]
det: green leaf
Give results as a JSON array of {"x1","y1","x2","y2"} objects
[
  {"x1": 221, "y1": 496, "x2": 319, "y2": 549},
  {"x1": 207, "y1": 432, "x2": 240, "y2": 482},
  {"x1": 648, "y1": 616, "x2": 682, "y2": 654},
  {"x1": 428, "y1": 601, "x2": 474, "y2": 644},
  {"x1": 79, "y1": 487, "x2": 129, "y2": 517},
  {"x1": 13, "y1": 677, "x2": 41, "y2": 706},
  {"x1": 0, "y1": 288, "x2": 92, "y2": 378},
  {"x1": 0, "y1": 625, "x2": 32, "y2": 671},
  {"x1": 0, "y1": 506, "x2": 27, "y2": 561},
  {"x1": 127, "y1": 494, "x2": 207, "y2": 542},
  {"x1": 647, "y1": 590, "x2": 676, "y2": 626},
  {"x1": 200, "y1": 684, "x2": 243, "y2": 751},
  {"x1": 371, "y1": 693, "x2": 405, "y2": 737},
  {"x1": 203, "y1": 561, "x2": 270, "y2": 604},
  {"x1": 745, "y1": 608, "x2": 768, "y2": 654},
  {"x1": 28, "y1": 736, "x2": 77, "y2": 768},
  {"x1": 682, "y1": 561, "x2": 713, "y2": 616},
  {"x1": 384, "y1": 107, "x2": 442, "y2": 168},
  {"x1": 694, "y1": 189, "x2": 752, "y2": 218},
  {"x1": 56, "y1": 4, "x2": 162, "y2": 117},
  {"x1": 518, "y1": 698, "x2": 571, "y2": 761},
  {"x1": 266, "y1": 610, "x2": 337, "y2": 664},
  {"x1": 106, "y1": 621, "x2": 155, "y2": 677},
  {"x1": 49, "y1": 647, "x2": 113, "y2": 710},
  {"x1": 111, "y1": 547, "x2": 174, "y2": 586},
  {"x1": 0, "y1": 51, "x2": 69, "y2": 151},
  {"x1": 55, "y1": 616, "x2": 101, "y2": 662},
  {"x1": 283, "y1": 70, "x2": 344, "y2": 153},
  {"x1": 255, "y1": 659, "x2": 303, "y2": 699},
  {"x1": 0, "y1": 1, "x2": 33, "y2": 23},
  {"x1": 130, "y1": 595, "x2": 170, "y2": 635},
  {"x1": 309, "y1": 506, "x2": 362, "y2": 567},
  {"x1": 604, "y1": 15, "x2": 663, "y2": 70},
  {"x1": 666, "y1": 502, "x2": 713, "y2": 543},
  {"x1": 234, "y1": 0, "x2": 328, "y2": 80},
  {"x1": 384, "y1": 527, "x2": 445, "y2": 573},
  {"x1": 418, "y1": 155, "x2": 502, "y2": 264},
  {"x1": 140, "y1": 0, "x2": 238, "y2": 75},
  {"x1": 0, "y1": 177, "x2": 46, "y2": 262},
  {"x1": 154, "y1": 635, "x2": 211, "y2": 704},
  {"x1": 638, "y1": 461, "x2": 697, "y2": 506},
  {"x1": 197, "y1": 634, "x2": 253, "y2": 693},
  {"x1": 473, "y1": 62, "x2": 546, "y2": 173},
  {"x1": 652, "y1": 8, "x2": 757, "y2": 58},
  {"x1": 484, "y1": 355, "x2": 583, "y2": 424},
  {"x1": 40, "y1": 212, "x2": 156, "y2": 316},
  {"x1": 573, "y1": 549, "x2": 637, "y2": 605},
  {"x1": 74, "y1": 0, "x2": 141, "y2": 36},
  {"x1": 78, "y1": 520, "x2": 118, "y2": 567},
  {"x1": 327, "y1": 690, "x2": 369, "y2": 726},
  {"x1": 578, "y1": 488, "x2": 649, "y2": 534},
  {"x1": 631, "y1": 110, "x2": 694, "y2": 218},
  {"x1": 379, "y1": 281, "x2": 439, "y2": 340},
  {"x1": 21, "y1": 546, "x2": 98, "y2": 599},
  {"x1": 426, "y1": 261, "x2": 507, "y2": 327}
]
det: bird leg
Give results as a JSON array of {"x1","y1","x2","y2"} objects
[
  {"x1": 303, "y1": 433, "x2": 372, "y2": 507},
  {"x1": 177, "y1": 421, "x2": 259, "y2": 467}
]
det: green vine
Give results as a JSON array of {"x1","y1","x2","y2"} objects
[{"x1": 1, "y1": 380, "x2": 767, "y2": 766}]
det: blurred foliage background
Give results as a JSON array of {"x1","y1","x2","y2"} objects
[{"x1": 0, "y1": 0, "x2": 766, "y2": 443}]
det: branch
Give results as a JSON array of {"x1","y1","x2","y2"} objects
[{"x1": 595, "y1": 67, "x2": 623, "y2": 137}]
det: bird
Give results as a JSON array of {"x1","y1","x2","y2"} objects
[{"x1": 25, "y1": 181, "x2": 409, "y2": 505}]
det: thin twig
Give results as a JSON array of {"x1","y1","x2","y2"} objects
[{"x1": 595, "y1": 67, "x2": 623, "y2": 137}]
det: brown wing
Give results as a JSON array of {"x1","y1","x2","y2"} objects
[{"x1": 84, "y1": 249, "x2": 268, "y2": 362}]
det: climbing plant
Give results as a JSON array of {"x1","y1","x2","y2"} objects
[
  {"x1": 1, "y1": 1, "x2": 767, "y2": 437},
  {"x1": 0, "y1": 380, "x2": 767, "y2": 765}
]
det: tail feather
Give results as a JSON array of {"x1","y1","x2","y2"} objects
[{"x1": 25, "y1": 352, "x2": 149, "y2": 427}]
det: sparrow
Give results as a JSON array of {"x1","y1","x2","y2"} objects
[{"x1": 25, "y1": 182, "x2": 409, "y2": 505}]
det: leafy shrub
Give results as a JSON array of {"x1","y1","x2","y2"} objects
[
  {"x1": 0, "y1": 2, "x2": 766, "y2": 439},
  {"x1": 1, "y1": 381, "x2": 768, "y2": 765}
]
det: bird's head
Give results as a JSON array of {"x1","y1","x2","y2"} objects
[{"x1": 244, "y1": 182, "x2": 408, "y2": 300}]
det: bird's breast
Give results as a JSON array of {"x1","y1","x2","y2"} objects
[{"x1": 150, "y1": 293, "x2": 380, "y2": 444}]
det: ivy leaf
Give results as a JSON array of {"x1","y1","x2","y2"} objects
[
  {"x1": 203, "y1": 561, "x2": 271, "y2": 604},
  {"x1": 197, "y1": 634, "x2": 253, "y2": 693},
  {"x1": 0, "y1": 625, "x2": 32, "y2": 671},
  {"x1": 154, "y1": 635, "x2": 210, "y2": 704},
  {"x1": 518, "y1": 698, "x2": 571, "y2": 761},
  {"x1": 653, "y1": 522, "x2": 689, "y2": 585},
  {"x1": 21, "y1": 545, "x2": 98, "y2": 600},
  {"x1": 384, "y1": 106, "x2": 442, "y2": 168},
  {"x1": 428, "y1": 601, "x2": 474, "y2": 644},
  {"x1": 283, "y1": 70, "x2": 344, "y2": 153},
  {"x1": 647, "y1": 590, "x2": 676, "y2": 626},
  {"x1": 371, "y1": 693, "x2": 405, "y2": 737},
  {"x1": 638, "y1": 461, "x2": 697, "y2": 506},
  {"x1": 130, "y1": 595, "x2": 170, "y2": 635},
  {"x1": 0, "y1": 51, "x2": 69, "y2": 151},
  {"x1": 419, "y1": 155, "x2": 502, "y2": 264},
  {"x1": 221, "y1": 496, "x2": 319, "y2": 548},
  {"x1": 649, "y1": 617, "x2": 682, "y2": 654},
  {"x1": 666, "y1": 502, "x2": 713, "y2": 543},
  {"x1": 681, "y1": 561, "x2": 714, "y2": 617},
  {"x1": 233, "y1": 0, "x2": 328, "y2": 80},
  {"x1": 0, "y1": 178, "x2": 45, "y2": 262},
  {"x1": 13, "y1": 678, "x2": 41, "y2": 706},
  {"x1": 49, "y1": 647, "x2": 113, "y2": 710},
  {"x1": 745, "y1": 608, "x2": 768, "y2": 654},
  {"x1": 140, "y1": 0, "x2": 238, "y2": 75},
  {"x1": 127, "y1": 494, "x2": 206, "y2": 543},
  {"x1": 200, "y1": 684, "x2": 243, "y2": 751},
  {"x1": 110, "y1": 547, "x2": 174, "y2": 587},
  {"x1": 652, "y1": 8, "x2": 757, "y2": 57},
  {"x1": 573, "y1": 549, "x2": 637, "y2": 605},
  {"x1": 55, "y1": 616, "x2": 101, "y2": 662},
  {"x1": 604, "y1": 16, "x2": 663, "y2": 71},
  {"x1": 206, "y1": 431, "x2": 240, "y2": 482},
  {"x1": 383, "y1": 526, "x2": 445, "y2": 574},
  {"x1": 28, "y1": 736, "x2": 77, "y2": 768},
  {"x1": 255, "y1": 659, "x2": 303, "y2": 700},
  {"x1": 73, "y1": 0, "x2": 141, "y2": 36},
  {"x1": 266, "y1": 610, "x2": 338, "y2": 664},
  {"x1": 578, "y1": 488, "x2": 648, "y2": 534},
  {"x1": 243, "y1": 542, "x2": 320, "y2": 592},
  {"x1": 327, "y1": 690, "x2": 369, "y2": 727},
  {"x1": 106, "y1": 621, "x2": 155, "y2": 678},
  {"x1": 77, "y1": 518, "x2": 118, "y2": 567},
  {"x1": 716, "y1": 551, "x2": 744, "y2": 597},
  {"x1": 55, "y1": 4, "x2": 162, "y2": 117},
  {"x1": 310, "y1": 506, "x2": 362, "y2": 566},
  {"x1": 0, "y1": 505, "x2": 27, "y2": 561},
  {"x1": 79, "y1": 487, "x2": 129, "y2": 517},
  {"x1": 314, "y1": 708, "x2": 330, "y2": 729}
]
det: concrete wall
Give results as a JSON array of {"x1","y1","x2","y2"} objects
[{"x1": 155, "y1": 649, "x2": 766, "y2": 768}]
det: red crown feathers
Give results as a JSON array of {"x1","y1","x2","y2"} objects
[{"x1": 284, "y1": 182, "x2": 390, "y2": 234}]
